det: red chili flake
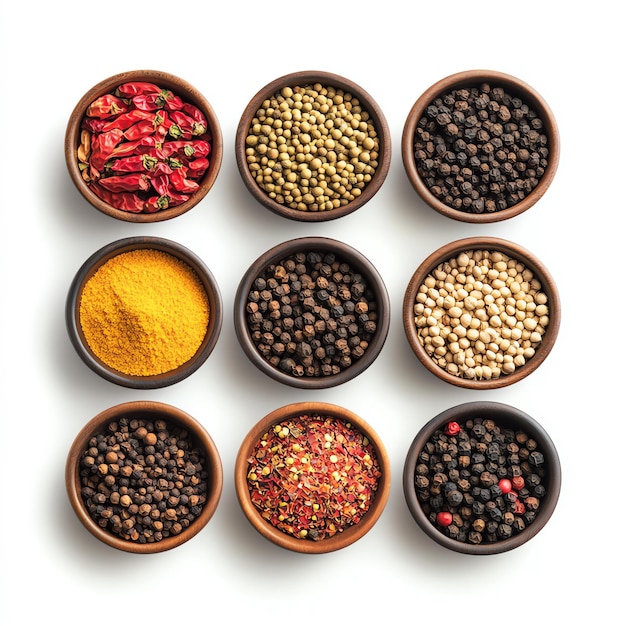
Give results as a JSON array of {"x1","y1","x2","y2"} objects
[
  {"x1": 246, "y1": 414, "x2": 381, "y2": 541},
  {"x1": 444, "y1": 421, "x2": 461, "y2": 436}
]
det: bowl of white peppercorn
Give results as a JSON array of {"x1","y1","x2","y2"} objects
[
  {"x1": 402, "y1": 69, "x2": 560, "y2": 223},
  {"x1": 402, "y1": 236, "x2": 560, "y2": 389},
  {"x1": 234, "y1": 236, "x2": 391, "y2": 389},
  {"x1": 235, "y1": 70, "x2": 392, "y2": 222},
  {"x1": 403, "y1": 401, "x2": 561, "y2": 555},
  {"x1": 65, "y1": 400, "x2": 224, "y2": 554}
]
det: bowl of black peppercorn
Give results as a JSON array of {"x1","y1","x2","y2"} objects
[
  {"x1": 234, "y1": 236, "x2": 391, "y2": 389},
  {"x1": 403, "y1": 401, "x2": 561, "y2": 555},
  {"x1": 235, "y1": 70, "x2": 392, "y2": 222},
  {"x1": 402, "y1": 70, "x2": 560, "y2": 223},
  {"x1": 66, "y1": 401, "x2": 224, "y2": 553}
]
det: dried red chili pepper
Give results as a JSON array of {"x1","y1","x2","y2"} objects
[
  {"x1": 182, "y1": 102, "x2": 208, "y2": 135},
  {"x1": 86, "y1": 94, "x2": 129, "y2": 119},
  {"x1": 105, "y1": 154, "x2": 158, "y2": 174},
  {"x1": 124, "y1": 119, "x2": 159, "y2": 141},
  {"x1": 246, "y1": 414, "x2": 381, "y2": 541},
  {"x1": 165, "y1": 190, "x2": 190, "y2": 206},
  {"x1": 89, "y1": 128, "x2": 125, "y2": 173},
  {"x1": 98, "y1": 173, "x2": 150, "y2": 193},
  {"x1": 101, "y1": 109, "x2": 155, "y2": 132},
  {"x1": 108, "y1": 135, "x2": 161, "y2": 160},
  {"x1": 115, "y1": 82, "x2": 162, "y2": 98},
  {"x1": 144, "y1": 195, "x2": 170, "y2": 213},
  {"x1": 81, "y1": 117, "x2": 109, "y2": 133},
  {"x1": 132, "y1": 89, "x2": 183, "y2": 112},
  {"x1": 89, "y1": 182, "x2": 146, "y2": 213},
  {"x1": 186, "y1": 157, "x2": 210, "y2": 179},
  {"x1": 169, "y1": 169, "x2": 200, "y2": 193}
]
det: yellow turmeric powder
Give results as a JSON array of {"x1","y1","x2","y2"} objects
[{"x1": 79, "y1": 248, "x2": 210, "y2": 376}]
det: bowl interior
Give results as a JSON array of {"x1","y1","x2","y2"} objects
[
  {"x1": 66, "y1": 236, "x2": 222, "y2": 389},
  {"x1": 234, "y1": 236, "x2": 390, "y2": 389},
  {"x1": 403, "y1": 401, "x2": 561, "y2": 555},
  {"x1": 235, "y1": 70, "x2": 391, "y2": 222},
  {"x1": 65, "y1": 69, "x2": 223, "y2": 223},
  {"x1": 402, "y1": 236, "x2": 560, "y2": 389},
  {"x1": 65, "y1": 401, "x2": 223, "y2": 553},
  {"x1": 235, "y1": 402, "x2": 391, "y2": 554},
  {"x1": 402, "y1": 69, "x2": 560, "y2": 223}
]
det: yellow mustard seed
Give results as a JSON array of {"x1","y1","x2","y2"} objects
[{"x1": 79, "y1": 248, "x2": 209, "y2": 377}]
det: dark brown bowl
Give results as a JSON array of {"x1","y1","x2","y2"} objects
[
  {"x1": 403, "y1": 401, "x2": 561, "y2": 555},
  {"x1": 234, "y1": 236, "x2": 390, "y2": 389},
  {"x1": 403, "y1": 236, "x2": 560, "y2": 389},
  {"x1": 66, "y1": 401, "x2": 224, "y2": 553},
  {"x1": 402, "y1": 69, "x2": 559, "y2": 223},
  {"x1": 235, "y1": 401, "x2": 391, "y2": 554},
  {"x1": 66, "y1": 236, "x2": 222, "y2": 389},
  {"x1": 65, "y1": 69, "x2": 223, "y2": 222},
  {"x1": 235, "y1": 70, "x2": 391, "y2": 222}
]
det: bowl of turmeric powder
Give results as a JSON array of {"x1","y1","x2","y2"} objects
[
  {"x1": 66, "y1": 236, "x2": 223, "y2": 388},
  {"x1": 65, "y1": 69, "x2": 223, "y2": 222}
]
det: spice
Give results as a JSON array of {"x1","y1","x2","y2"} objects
[
  {"x1": 414, "y1": 417, "x2": 547, "y2": 545},
  {"x1": 244, "y1": 83, "x2": 379, "y2": 212},
  {"x1": 246, "y1": 414, "x2": 381, "y2": 541},
  {"x1": 412, "y1": 249, "x2": 549, "y2": 380},
  {"x1": 245, "y1": 250, "x2": 378, "y2": 378},
  {"x1": 413, "y1": 82, "x2": 550, "y2": 214},
  {"x1": 79, "y1": 248, "x2": 209, "y2": 376},
  {"x1": 77, "y1": 81, "x2": 212, "y2": 213},
  {"x1": 79, "y1": 416, "x2": 209, "y2": 544}
]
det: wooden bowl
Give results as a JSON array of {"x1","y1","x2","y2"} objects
[
  {"x1": 235, "y1": 70, "x2": 392, "y2": 222},
  {"x1": 402, "y1": 70, "x2": 559, "y2": 223},
  {"x1": 403, "y1": 401, "x2": 561, "y2": 555},
  {"x1": 66, "y1": 401, "x2": 224, "y2": 553},
  {"x1": 402, "y1": 236, "x2": 560, "y2": 389},
  {"x1": 235, "y1": 402, "x2": 391, "y2": 554},
  {"x1": 234, "y1": 236, "x2": 390, "y2": 389},
  {"x1": 65, "y1": 69, "x2": 223, "y2": 222},
  {"x1": 66, "y1": 236, "x2": 222, "y2": 389}
]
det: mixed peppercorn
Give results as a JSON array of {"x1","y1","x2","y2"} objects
[
  {"x1": 414, "y1": 417, "x2": 547, "y2": 545},
  {"x1": 77, "y1": 81, "x2": 212, "y2": 213},
  {"x1": 246, "y1": 414, "x2": 381, "y2": 541},
  {"x1": 413, "y1": 82, "x2": 549, "y2": 214},
  {"x1": 78, "y1": 416, "x2": 209, "y2": 544},
  {"x1": 245, "y1": 250, "x2": 378, "y2": 378}
]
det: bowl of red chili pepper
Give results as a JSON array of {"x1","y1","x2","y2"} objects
[
  {"x1": 66, "y1": 236, "x2": 223, "y2": 389},
  {"x1": 235, "y1": 401, "x2": 391, "y2": 554},
  {"x1": 403, "y1": 401, "x2": 561, "y2": 555},
  {"x1": 235, "y1": 70, "x2": 392, "y2": 222},
  {"x1": 65, "y1": 70, "x2": 223, "y2": 222},
  {"x1": 66, "y1": 400, "x2": 224, "y2": 553}
]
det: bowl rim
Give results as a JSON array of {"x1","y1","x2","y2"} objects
[
  {"x1": 235, "y1": 69, "x2": 392, "y2": 222},
  {"x1": 65, "y1": 400, "x2": 224, "y2": 554},
  {"x1": 234, "y1": 235, "x2": 391, "y2": 389},
  {"x1": 401, "y1": 69, "x2": 560, "y2": 224},
  {"x1": 65, "y1": 69, "x2": 224, "y2": 223},
  {"x1": 402, "y1": 236, "x2": 561, "y2": 389},
  {"x1": 234, "y1": 401, "x2": 391, "y2": 554},
  {"x1": 66, "y1": 235, "x2": 223, "y2": 389},
  {"x1": 402, "y1": 400, "x2": 561, "y2": 555}
]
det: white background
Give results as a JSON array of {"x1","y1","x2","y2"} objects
[{"x1": 2, "y1": 2, "x2": 623, "y2": 623}]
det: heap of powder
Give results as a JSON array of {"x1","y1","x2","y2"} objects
[{"x1": 79, "y1": 248, "x2": 209, "y2": 376}]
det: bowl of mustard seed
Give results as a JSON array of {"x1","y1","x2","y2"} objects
[
  {"x1": 66, "y1": 236, "x2": 222, "y2": 389},
  {"x1": 402, "y1": 236, "x2": 560, "y2": 389},
  {"x1": 66, "y1": 400, "x2": 224, "y2": 553},
  {"x1": 403, "y1": 401, "x2": 561, "y2": 555},
  {"x1": 402, "y1": 69, "x2": 560, "y2": 223},
  {"x1": 234, "y1": 236, "x2": 391, "y2": 389},
  {"x1": 235, "y1": 70, "x2": 392, "y2": 221},
  {"x1": 235, "y1": 401, "x2": 391, "y2": 554},
  {"x1": 65, "y1": 69, "x2": 223, "y2": 222}
]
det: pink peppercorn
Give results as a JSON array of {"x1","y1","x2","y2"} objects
[
  {"x1": 444, "y1": 421, "x2": 461, "y2": 436},
  {"x1": 498, "y1": 478, "x2": 512, "y2": 494},
  {"x1": 511, "y1": 476, "x2": 525, "y2": 491},
  {"x1": 436, "y1": 511, "x2": 453, "y2": 527}
]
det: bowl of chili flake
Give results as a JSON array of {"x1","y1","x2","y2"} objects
[
  {"x1": 235, "y1": 402, "x2": 391, "y2": 554},
  {"x1": 65, "y1": 69, "x2": 223, "y2": 222}
]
